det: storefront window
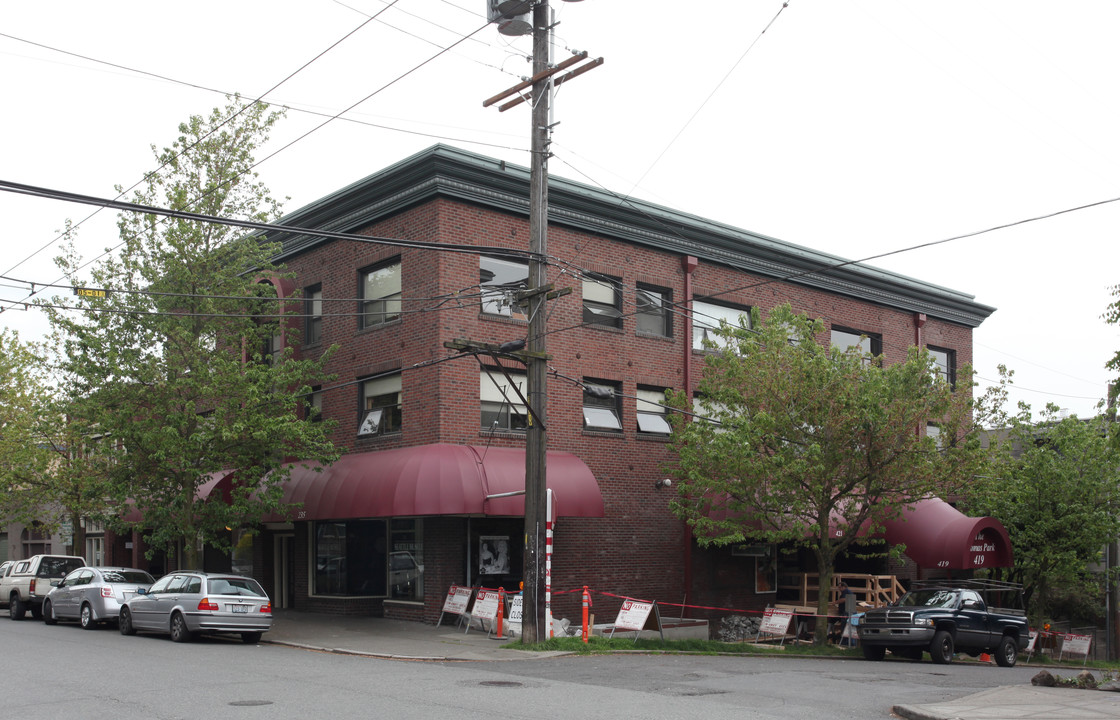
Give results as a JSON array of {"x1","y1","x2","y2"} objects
[
  {"x1": 232, "y1": 528, "x2": 254, "y2": 576},
  {"x1": 389, "y1": 519, "x2": 424, "y2": 601},
  {"x1": 313, "y1": 520, "x2": 387, "y2": 596}
]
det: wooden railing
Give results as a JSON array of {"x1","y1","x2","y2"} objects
[{"x1": 777, "y1": 572, "x2": 904, "y2": 610}]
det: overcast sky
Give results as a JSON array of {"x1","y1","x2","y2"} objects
[{"x1": 2, "y1": 1, "x2": 1117, "y2": 421}]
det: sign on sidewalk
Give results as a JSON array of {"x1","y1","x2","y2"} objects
[
  {"x1": 608, "y1": 597, "x2": 664, "y2": 642},
  {"x1": 758, "y1": 607, "x2": 794, "y2": 640},
  {"x1": 436, "y1": 585, "x2": 473, "y2": 628}
]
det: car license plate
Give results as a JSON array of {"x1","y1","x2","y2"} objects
[{"x1": 230, "y1": 604, "x2": 249, "y2": 613}]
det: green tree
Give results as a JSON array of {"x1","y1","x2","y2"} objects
[
  {"x1": 667, "y1": 304, "x2": 991, "y2": 643},
  {"x1": 44, "y1": 98, "x2": 338, "y2": 569},
  {"x1": 0, "y1": 330, "x2": 114, "y2": 554},
  {"x1": 964, "y1": 404, "x2": 1120, "y2": 626}
]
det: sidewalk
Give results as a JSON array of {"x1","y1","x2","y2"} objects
[
  {"x1": 264, "y1": 610, "x2": 1120, "y2": 719},
  {"x1": 893, "y1": 685, "x2": 1120, "y2": 720},
  {"x1": 264, "y1": 609, "x2": 568, "y2": 662}
]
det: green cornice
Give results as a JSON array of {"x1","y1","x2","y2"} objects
[{"x1": 267, "y1": 144, "x2": 995, "y2": 328}]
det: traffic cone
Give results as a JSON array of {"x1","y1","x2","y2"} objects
[{"x1": 979, "y1": 653, "x2": 992, "y2": 663}]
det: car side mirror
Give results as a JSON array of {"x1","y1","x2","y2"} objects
[
  {"x1": 50, "y1": 580, "x2": 61, "y2": 587},
  {"x1": 136, "y1": 587, "x2": 148, "y2": 595}
]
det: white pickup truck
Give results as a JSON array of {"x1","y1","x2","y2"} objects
[{"x1": 0, "y1": 555, "x2": 87, "y2": 620}]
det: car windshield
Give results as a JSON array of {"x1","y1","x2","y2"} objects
[
  {"x1": 208, "y1": 577, "x2": 267, "y2": 597},
  {"x1": 900, "y1": 589, "x2": 959, "y2": 608},
  {"x1": 101, "y1": 570, "x2": 154, "y2": 584}
]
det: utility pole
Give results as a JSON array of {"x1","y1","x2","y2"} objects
[
  {"x1": 483, "y1": 0, "x2": 601, "y2": 644},
  {"x1": 522, "y1": 0, "x2": 552, "y2": 645}
]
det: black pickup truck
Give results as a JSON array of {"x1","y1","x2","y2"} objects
[{"x1": 857, "y1": 580, "x2": 1030, "y2": 667}]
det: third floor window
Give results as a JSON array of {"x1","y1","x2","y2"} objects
[{"x1": 359, "y1": 260, "x2": 401, "y2": 329}]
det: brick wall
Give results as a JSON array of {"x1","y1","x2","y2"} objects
[{"x1": 275, "y1": 196, "x2": 970, "y2": 621}]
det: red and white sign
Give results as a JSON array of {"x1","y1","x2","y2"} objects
[
  {"x1": 613, "y1": 599, "x2": 655, "y2": 632},
  {"x1": 471, "y1": 588, "x2": 502, "y2": 622},
  {"x1": 759, "y1": 608, "x2": 794, "y2": 636},
  {"x1": 1063, "y1": 633, "x2": 1092, "y2": 657},
  {"x1": 441, "y1": 585, "x2": 473, "y2": 615}
]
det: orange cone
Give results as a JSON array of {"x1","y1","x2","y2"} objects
[{"x1": 979, "y1": 653, "x2": 992, "y2": 663}]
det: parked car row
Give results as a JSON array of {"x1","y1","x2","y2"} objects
[{"x1": 1, "y1": 555, "x2": 272, "y2": 644}]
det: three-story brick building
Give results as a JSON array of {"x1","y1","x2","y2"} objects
[{"x1": 200, "y1": 144, "x2": 1003, "y2": 623}]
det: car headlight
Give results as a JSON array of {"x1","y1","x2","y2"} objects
[{"x1": 914, "y1": 618, "x2": 935, "y2": 627}]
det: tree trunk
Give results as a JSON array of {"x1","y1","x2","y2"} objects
[{"x1": 814, "y1": 546, "x2": 834, "y2": 645}]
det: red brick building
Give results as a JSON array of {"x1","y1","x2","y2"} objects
[{"x1": 229, "y1": 144, "x2": 1000, "y2": 623}]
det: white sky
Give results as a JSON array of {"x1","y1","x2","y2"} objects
[{"x1": 2, "y1": 0, "x2": 1117, "y2": 420}]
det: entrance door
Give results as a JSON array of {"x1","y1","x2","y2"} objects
[{"x1": 273, "y1": 534, "x2": 294, "y2": 608}]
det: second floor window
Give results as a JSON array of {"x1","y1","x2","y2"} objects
[
  {"x1": 480, "y1": 369, "x2": 528, "y2": 431},
  {"x1": 636, "y1": 386, "x2": 672, "y2": 435},
  {"x1": 583, "y1": 379, "x2": 622, "y2": 432},
  {"x1": 304, "y1": 387, "x2": 322, "y2": 423},
  {"x1": 359, "y1": 373, "x2": 402, "y2": 436},
  {"x1": 360, "y1": 261, "x2": 401, "y2": 329},
  {"x1": 583, "y1": 273, "x2": 622, "y2": 328},
  {"x1": 305, "y1": 285, "x2": 322, "y2": 344}
]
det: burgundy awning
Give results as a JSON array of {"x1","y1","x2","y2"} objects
[
  {"x1": 883, "y1": 498, "x2": 1012, "y2": 569},
  {"x1": 265, "y1": 444, "x2": 604, "y2": 521},
  {"x1": 119, "y1": 470, "x2": 235, "y2": 523}
]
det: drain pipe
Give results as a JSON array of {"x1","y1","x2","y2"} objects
[{"x1": 681, "y1": 255, "x2": 698, "y2": 610}]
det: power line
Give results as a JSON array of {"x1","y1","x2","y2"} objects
[{"x1": 0, "y1": 179, "x2": 540, "y2": 261}]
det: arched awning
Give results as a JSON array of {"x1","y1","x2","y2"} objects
[
  {"x1": 120, "y1": 470, "x2": 236, "y2": 523},
  {"x1": 883, "y1": 498, "x2": 1012, "y2": 569},
  {"x1": 265, "y1": 443, "x2": 604, "y2": 521}
]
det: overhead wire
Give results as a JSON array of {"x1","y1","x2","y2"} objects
[{"x1": 0, "y1": 9, "x2": 501, "y2": 317}]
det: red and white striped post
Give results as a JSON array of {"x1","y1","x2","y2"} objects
[{"x1": 546, "y1": 488, "x2": 554, "y2": 638}]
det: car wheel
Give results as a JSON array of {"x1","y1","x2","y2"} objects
[
  {"x1": 241, "y1": 631, "x2": 262, "y2": 644},
  {"x1": 80, "y1": 603, "x2": 96, "y2": 630},
  {"x1": 930, "y1": 630, "x2": 954, "y2": 664},
  {"x1": 43, "y1": 600, "x2": 57, "y2": 626},
  {"x1": 170, "y1": 612, "x2": 192, "y2": 643},
  {"x1": 995, "y1": 635, "x2": 1018, "y2": 667},
  {"x1": 861, "y1": 643, "x2": 886, "y2": 661},
  {"x1": 119, "y1": 607, "x2": 136, "y2": 636},
  {"x1": 9, "y1": 594, "x2": 25, "y2": 620}
]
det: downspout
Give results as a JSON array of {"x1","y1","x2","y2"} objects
[
  {"x1": 681, "y1": 255, "x2": 698, "y2": 610},
  {"x1": 913, "y1": 312, "x2": 926, "y2": 581}
]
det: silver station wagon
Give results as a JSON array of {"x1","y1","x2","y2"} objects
[
  {"x1": 44, "y1": 566, "x2": 154, "y2": 629},
  {"x1": 118, "y1": 571, "x2": 272, "y2": 644}
]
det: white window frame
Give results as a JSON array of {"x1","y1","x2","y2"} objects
[
  {"x1": 582, "y1": 274, "x2": 622, "y2": 328},
  {"x1": 636, "y1": 387, "x2": 672, "y2": 435},
  {"x1": 692, "y1": 300, "x2": 750, "y2": 350},
  {"x1": 360, "y1": 373, "x2": 402, "y2": 436},
  {"x1": 305, "y1": 286, "x2": 323, "y2": 344},
  {"x1": 480, "y1": 256, "x2": 529, "y2": 319},
  {"x1": 480, "y1": 370, "x2": 528, "y2": 431},
  {"x1": 583, "y1": 380, "x2": 622, "y2": 431},
  {"x1": 360, "y1": 261, "x2": 402, "y2": 329}
]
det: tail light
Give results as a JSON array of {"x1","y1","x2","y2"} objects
[
  {"x1": 197, "y1": 598, "x2": 219, "y2": 611},
  {"x1": 260, "y1": 603, "x2": 272, "y2": 614},
  {"x1": 29, "y1": 579, "x2": 36, "y2": 594},
  {"x1": 101, "y1": 587, "x2": 114, "y2": 598}
]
